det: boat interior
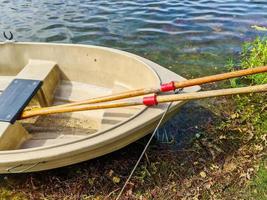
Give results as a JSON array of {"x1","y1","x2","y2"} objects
[{"x1": 0, "y1": 43, "x2": 160, "y2": 151}]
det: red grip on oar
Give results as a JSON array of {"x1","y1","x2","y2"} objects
[
  {"x1": 143, "y1": 94, "x2": 158, "y2": 106},
  {"x1": 160, "y1": 81, "x2": 176, "y2": 92}
]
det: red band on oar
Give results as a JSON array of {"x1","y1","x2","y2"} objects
[
  {"x1": 143, "y1": 94, "x2": 158, "y2": 106},
  {"x1": 160, "y1": 81, "x2": 176, "y2": 92}
]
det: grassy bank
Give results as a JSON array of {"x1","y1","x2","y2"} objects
[
  {"x1": 225, "y1": 37, "x2": 267, "y2": 199},
  {"x1": 0, "y1": 38, "x2": 266, "y2": 200}
]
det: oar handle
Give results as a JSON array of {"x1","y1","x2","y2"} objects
[
  {"x1": 105, "y1": 66, "x2": 267, "y2": 96},
  {"x1": 160, "y1": 66, "x2": 267, "y2": 92}
]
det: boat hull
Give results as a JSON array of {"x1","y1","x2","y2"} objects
[{"x1": 0, "y1": 42, "x2": 199, "y2": 173}]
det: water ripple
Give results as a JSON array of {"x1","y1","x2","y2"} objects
[{"x1": 0, "y1": 0, "x2": 267, "y2": 75}]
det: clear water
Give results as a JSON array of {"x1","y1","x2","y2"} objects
[{"x1": 1, "y1": 0, "x2": 267, "y2": 77}]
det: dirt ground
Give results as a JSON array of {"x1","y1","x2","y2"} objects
[{"x1": 0, "y1": 93, "x2": 266, "y2": 200}]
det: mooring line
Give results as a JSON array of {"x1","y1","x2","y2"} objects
[{"x1": 116, "y1": 101, "x2": 173, "y2": 200}]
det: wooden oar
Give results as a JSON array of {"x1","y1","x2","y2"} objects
[
  {"x1": 20, "y1": 84, "x2": 267, "y2": 119},
  {"x1": 41, "y1": 65, "x2": 267, "y2": 109}
]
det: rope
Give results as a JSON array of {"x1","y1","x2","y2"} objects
[
  {"x1": 116, "y1": 89, "x2": 183, "y2": 199},
  {"x1": 116, "y1": 102, "x2": 173, "y2": 199}
]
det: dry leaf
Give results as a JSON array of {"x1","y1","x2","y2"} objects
[
  {"x1": 200, "y1": 171, "x2": 207, "y2": 178},
  {"x1": 183, "y1": 179, "x2": 192, "y2": 188},
  {"x1": 112, "y1": 176, "x2": 121, "y2": 184},
  {"x1": 108, "y1": 169, "x2": 114, "y2": 177},
  {"x1": 223, "y1": 162, "x2": 237, "y2": 172}
]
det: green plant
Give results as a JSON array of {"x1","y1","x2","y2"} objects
[
  {"x1": 247, "y1": 160, "x2": 267, "y2": 199},
  {"x1": 228, "y1": 37, "x2": 267, "y2": 136}
]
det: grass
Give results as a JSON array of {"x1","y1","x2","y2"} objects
[
  {"x1": 247, "y1": 159, "x2": 267, "y2": 199},
  {"x1": 225, "y1": 37, "x2": 267, "y2": 199}
]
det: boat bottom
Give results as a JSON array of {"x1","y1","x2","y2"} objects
[{"x1": 0, "y1": 78, "x2": 143, "y2": 150}]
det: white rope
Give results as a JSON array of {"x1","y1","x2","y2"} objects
[{"x1": 116, "y1": 102, "x2": 173, "y2": 200}]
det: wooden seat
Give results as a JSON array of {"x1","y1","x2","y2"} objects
[
  {"x1": 0, "y1": 122, "x2": 30, "y2": 150},
  {"x1": 17, "y1": 59, "x2": 60, "y2": 106},
  {"x1": 0, "y1": 59, "x2": 60, "y2": 150}
]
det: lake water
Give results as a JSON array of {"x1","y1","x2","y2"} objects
[{"x1": 1, "y1": 0, "x2": 267, "y2": 77}]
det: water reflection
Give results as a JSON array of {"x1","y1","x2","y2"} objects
[{"x1": 0, "y1": 0, "x2": 267, "y2": 76}]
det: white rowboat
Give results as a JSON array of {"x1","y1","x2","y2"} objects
[{"x1": 0, "y1": 42, "x2": 199, "y2": 173}]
